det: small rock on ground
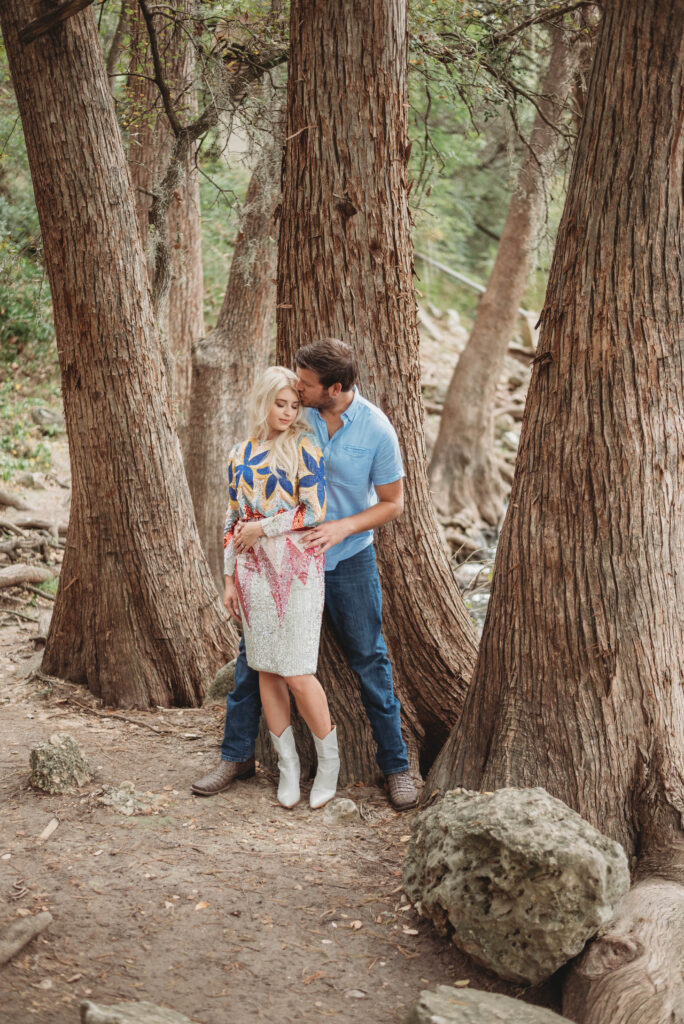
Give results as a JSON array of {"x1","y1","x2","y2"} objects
[
  {"x1": 403, "y1": 787, "x2": 629, "y2": 984},
  {"x1": 323, "y1": 798, "x2": 360, "y2": 824},
  {"x1": 97, "y1": 782, "x2": 170, "y2": 816},
  {"x1": 403, "y1": 986, "x2": 574, "y2": 1024},
  {"x1": 29, "y1": 733, "x2": 93, "y2": 794},
  {"x1": 0, "y1": 911, "x2": 53, "y2": 966},
  {"x1": 80, "y1": 1001, "x2": 197, "y2": 1024}
]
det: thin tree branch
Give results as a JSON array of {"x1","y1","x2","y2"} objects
[
  {"x1": 491, "y1": 1, "x2": 598, "y2": 45},
  {"x1": 19, "y1": 0, "x2": 94, "y2": 46}
]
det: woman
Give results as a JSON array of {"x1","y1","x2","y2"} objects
[{"x1": 223, "y1": 366, "x2": 339, "y2": 810}]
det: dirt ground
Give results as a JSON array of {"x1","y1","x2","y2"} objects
[{"x1": 0, "y1": 444, "x2": 557, "y2": 1024}]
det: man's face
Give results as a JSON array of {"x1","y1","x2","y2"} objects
[{"x1": 296, "y1": 366, "x2": 336, "y2": 409}]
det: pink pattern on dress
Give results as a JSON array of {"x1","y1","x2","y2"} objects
[{"x1": 236, "y1": 537, "x2": 323, "y2": 628}]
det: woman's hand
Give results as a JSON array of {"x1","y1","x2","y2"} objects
[
  {"x1": 223, "y1": 578, "x2": 241, "y2": 623},
  {"x1": 233, "y1": 519, "x2": 265, "y2": 553}
]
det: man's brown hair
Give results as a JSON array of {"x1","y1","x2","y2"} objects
[{"x1": 295, "y1": 338, "x2": 357, "y2": 391}]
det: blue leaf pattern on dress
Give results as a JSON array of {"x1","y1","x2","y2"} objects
[
  {"x1": 258, "y1": 465, "x2": 295, "y2": 499},
  {"x1": 299, "y1": 448, "x2": 326, "y2": 508},
  {"x1": 236, "y1": 440, "x2": 269, "y2": 488}
]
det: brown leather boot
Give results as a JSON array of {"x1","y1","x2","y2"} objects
[
  {"x1": 191, "y1": 757, "x2": 255, "y2": 796},
  {"x1": 386, "y1": 771, "x2": 418, "y2": 810}
]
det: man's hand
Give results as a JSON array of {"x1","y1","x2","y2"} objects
[
  {"x1": 223, "y1": 578, "x2": 242, "y2": 623},
  {"x1": 304, "y1": 519, "x2": 350, "y2": 554},
  {"x1": 233, "y1": 520, "x2": 264, "y2": 553}
]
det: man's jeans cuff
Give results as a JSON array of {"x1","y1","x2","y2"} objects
[
  {"x1": 380, "y1": 759, "x2": 410, "y2": 777},
  {"x1": 221, "y1": 749, "x2": 255, "y2": 764}
]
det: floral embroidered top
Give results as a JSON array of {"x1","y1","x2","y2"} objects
[{"x1": 223, "y1": 434, "x2": 327, "y2": 576}]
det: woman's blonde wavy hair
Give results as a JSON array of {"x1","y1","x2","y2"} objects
[{"x1": 247, "y1": 366, "x2": 308, "y2": 479}]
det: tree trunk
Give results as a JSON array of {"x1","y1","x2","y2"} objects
[
  {"x1": 186, "y1": 122, "x2": 281, "y2": 589},
  {"x1": 428, "y1": 3, "x2": 684, "y2": 1020},
  {"x1": 429, "y1": 25, "x2": 579, "y2": 527},
  {"x1": 127, "y1": 0, "x2": 204, "y2": 450},
  {"x1": 275, "y1": 0, "x2": 477, "y2": 782},
  {"x1": 106, "y1": 0, "x2": 129, "y2": 91},
  {"x1": 1, "y1": 0, "x2": 234, "y2": 707}
]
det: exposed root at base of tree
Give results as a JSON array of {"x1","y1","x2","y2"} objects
[{"x1": 563, "y1": 877, "x2": 684, "y2": 1024}]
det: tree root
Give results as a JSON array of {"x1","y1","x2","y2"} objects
[{"x1": 563, "y1": 878, "x2": 684, "y2": 1024}]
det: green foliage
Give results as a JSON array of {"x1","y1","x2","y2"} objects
[
  {"x1": 37, "y1": 576, "x2": 58, "y2": 596},
  {"x1": 0, "y1": 379, "x2": 57, "y2": 480},
  {"x1": 0, "y1": 57, "x2": 56, "y2": 366},
  {"x1": 406, "y1": 1, "x2": 578, "y2": 318}
]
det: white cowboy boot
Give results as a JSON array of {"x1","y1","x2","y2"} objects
[
  {"x1": 269, "y1": 726, "x2": 301, "y2": 808},
  {"x1": 310, "y1": 726, "x2": 340, "y2": 809}
]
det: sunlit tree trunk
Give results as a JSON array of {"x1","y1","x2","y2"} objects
[
  {"x1": 186, "y1": 122, "x2": 281, "y2": 588},
  {"x1": 1, "y1": 0, "x2": 234, "y2": 707},
  {"x1": 428, "y1": 4, "x2": 684, "y2": 1020},
  {"x1": 275, "y1": 0, "x2": 477, "y2": 782}
]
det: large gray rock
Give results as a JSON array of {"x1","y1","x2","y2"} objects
[
  {"x1": 29, "y1": 734, "x2": 93, "y2": 794},
  {"x1": 203, "y1": 659, "x2": 236, "y2": 705},
  {"x1": 403, "y1": 986, "x2": 573, "y2": 1024},
  {"x1": 81, "y1": 1001, "x2": 197, "y2": 1024},
  {"x1": 402, "y1": 787, "x2": 630, "y2": 984}
]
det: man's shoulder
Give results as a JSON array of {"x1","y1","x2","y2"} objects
[{"x1": 354, "y1": 394, "x2": 397, "y2": 435}]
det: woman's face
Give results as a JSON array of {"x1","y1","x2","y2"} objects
[{"x1": 267, "y1": 386, "x2": 300, "y2": 435}]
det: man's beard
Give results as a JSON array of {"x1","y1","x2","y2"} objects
[{"x1": 299, "y1": 392, "x2": 334, "y2": 411}]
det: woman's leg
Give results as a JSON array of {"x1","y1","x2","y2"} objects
[
  {"x1": 284, "y1": 674, "x2": 338, "y2": 809},
  {"x1": 283, "y1": 674, "x2": 332, "y2": 739},
  {"x1": 260, "y1": 671, "x2": 300, "y2": 808},
  {"x1": 259, "y1": 671, "x2": 291, "y2": 736}
]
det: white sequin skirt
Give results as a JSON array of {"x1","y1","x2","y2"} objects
[{"x1": 234, "y1": 529, "x2": 325, "y2": 676}]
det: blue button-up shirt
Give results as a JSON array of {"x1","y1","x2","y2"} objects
[{"x1": 304, "y1": 389, "x2": 404, "y2": 570}]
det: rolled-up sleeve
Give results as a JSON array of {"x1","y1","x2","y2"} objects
[{"x1": 370, "y1": 426, "x2": 404, "y2": 487}]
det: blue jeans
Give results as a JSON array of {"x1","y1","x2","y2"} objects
[{"x1": 221, "y1": 544, "x2": 409, "y2": 775}]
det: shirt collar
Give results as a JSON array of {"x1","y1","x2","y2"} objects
[
  {"x1": 308, "y1": 386, "x2": 360, "y2": 425},
  {"x1": 341, "y1": 386, "x2": 360, "y2": 423}
]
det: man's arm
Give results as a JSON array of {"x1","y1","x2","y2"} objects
[{"x1": 304, "y1": 479, "x2": 404, "y2": 554}]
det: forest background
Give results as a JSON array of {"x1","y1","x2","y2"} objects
[
  {"x1": 2, "y1": 2, "x2": 682, "y2": 1024},
  {"x1": 0, "y1": 0, "x2": 563, "y2": 488}
]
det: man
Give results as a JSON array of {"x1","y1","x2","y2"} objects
[{"x1": 193, "y1": 338, "x2": 418, "y2": 810}]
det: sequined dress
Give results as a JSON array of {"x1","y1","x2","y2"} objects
[{"x1": 223, "y1": 434, "x2": 327, "y2": 676}]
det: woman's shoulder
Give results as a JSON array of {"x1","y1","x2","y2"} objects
[
  {"x1": 297, "y1": 430, "x2": 324, "y2": 458},
  {"x1": 231, "y1": 437, "x2": 268, "y2": 457}
]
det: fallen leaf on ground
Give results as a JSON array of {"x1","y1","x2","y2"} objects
[{"x1": 38, "y1": 818, "x2": 59, "y2": 841}]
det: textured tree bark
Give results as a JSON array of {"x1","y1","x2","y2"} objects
[
  {"x1": 0, "y1": 0, "x2": 234, "y2": 707},
  {"x1": 274, "y1": 0, "x2": 477, "y2": 783},
  {"x1": 428, "y1": 3, "x2": 684, "y2": 1020},
  {"x1": 429, "y1": 25, "x2": 579, "y2": 527},
  {"x1": 127, "y1": 0, "x2": 204, "y2": 449},
  {"x1": 186, "y1": 123, "x2": 281, "y2": 589}
]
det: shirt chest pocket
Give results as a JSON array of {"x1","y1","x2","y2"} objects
[{"x1": 335, "y1": 444, "x2": 373, "y2": 487}]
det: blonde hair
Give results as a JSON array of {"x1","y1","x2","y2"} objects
[{"x1": 247, "y1": 366, "x2": 308, "y2": 479}]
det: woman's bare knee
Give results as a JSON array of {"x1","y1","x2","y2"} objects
[{"x1": 283, "y1": 674, "x2": 311, "y2": 696}]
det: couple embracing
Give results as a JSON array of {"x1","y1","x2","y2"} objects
[{"x1": 192, "y1": 338, "x2": 418, "y2": 812}]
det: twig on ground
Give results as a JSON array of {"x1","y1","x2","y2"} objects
[
  {"x1": 22, "y1": 584, "x2": 55, "y2": 601},
  {"x1": 28, "y1": 670, "x2": 202, "y2": 738}
]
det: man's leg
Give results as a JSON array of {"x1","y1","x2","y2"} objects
[
  {"x1": 324, "y1": 546, "x2": 411, "y2": 779},
  {"x1": 220, "y1": 638, "x2": 262, "y2": 761},
  {"x1": 192, "y1": 637, "x2": 262, "y2": 795}
]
